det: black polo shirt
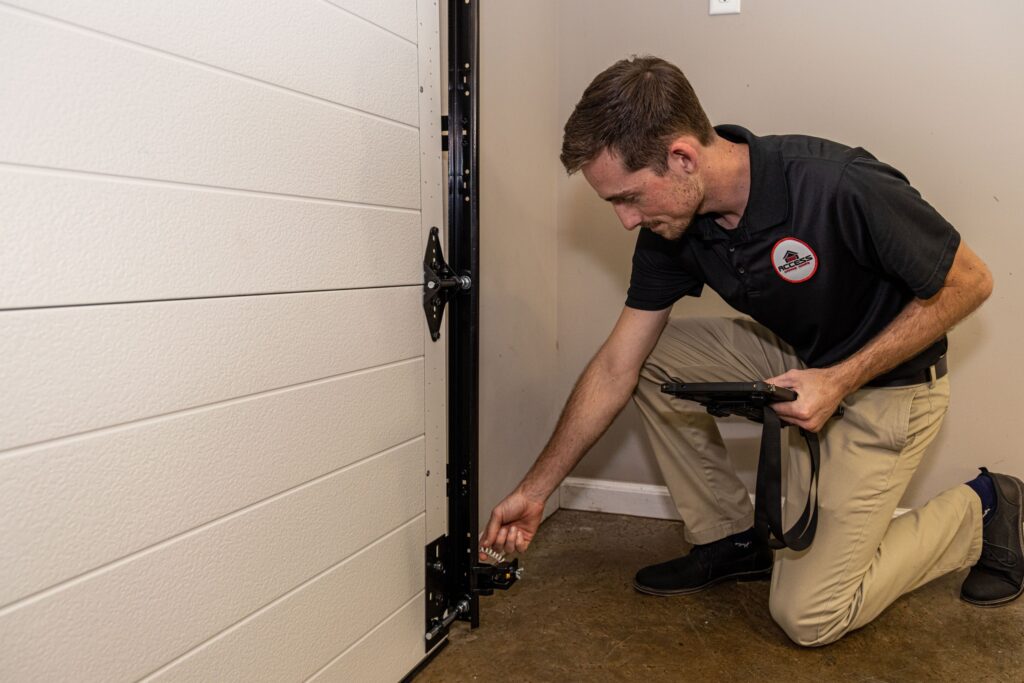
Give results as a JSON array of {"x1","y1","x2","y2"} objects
[{"x1": 625, "y1": 125, "x2": 960, "y2": 379}]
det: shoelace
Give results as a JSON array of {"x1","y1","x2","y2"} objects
[
  {"x1": 981, "y1": 542, "x2": 1019, "y2": 569},
  {"x1": 691, "y1": 538, "x2": 751, "y2": 564}
]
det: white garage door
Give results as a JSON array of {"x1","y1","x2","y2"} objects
[{"x1": 0, "y1": 1, "x2": 447, "y2": 680}]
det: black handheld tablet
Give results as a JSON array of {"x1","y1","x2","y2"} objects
[{"x1": 660, "y1": 381, "x2": 797, "y2": 422}]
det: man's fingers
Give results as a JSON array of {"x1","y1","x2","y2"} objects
[
  {"x1": 501, "y1": 527, "x2": 518, "y2": 555},
  {"x1": 770, "y1": 402, "x2": 808, "y2": 429},
  {"x1": 482, "y1": 526, "x2": 532, "y2": 558},
  {"x1": 515, "y1": 530, "x2": 529, "y2": 554},
  {"x1": 494, "y1": 526, "x2": 509, "y2": 552},
  {"x1": 772, "y1": 399, "x2": 814, "y2": 420},
  {"x1": 771, "y1": 401, "x2": 793, "y2": 414},
  {"x1": 480, "y1": 511, "x2": 502, "y2": 548},
  {"x1": 767, "y1": 372, "x2": 803, "y2": 391},
  {"x1": 771, "y1": 401, "x2": 799, "y2": 418}
]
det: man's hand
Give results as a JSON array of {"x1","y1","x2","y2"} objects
[
  {"x1": 765, "y1": 367, "x2": 850, "y2": 433},
  {"x1": 479, "y1": 489, "x2": 546, "y2": 561}
]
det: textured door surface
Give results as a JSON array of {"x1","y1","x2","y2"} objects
[{"x1": 0, "y1": 1, "x2": 446, "y2": 680}]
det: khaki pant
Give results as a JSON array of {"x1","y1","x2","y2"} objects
[{"x1": 632, "y1": 317, "x2": 983, "y2": 646}]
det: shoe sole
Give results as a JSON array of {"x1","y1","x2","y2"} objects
[
  {"x1": 632, "y1": 566, "x2": 773, "y2": 597},
  {"x1": 961, "y1": 474, "x2": 1024, "y2": 607},
  {"x1": 960, "y1": 584, "x2": 1024, "y2": 607}
]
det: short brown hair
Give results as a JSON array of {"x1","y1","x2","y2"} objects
[{"x1": 560, "y1": 56, "x2": 713, "y2": 175}]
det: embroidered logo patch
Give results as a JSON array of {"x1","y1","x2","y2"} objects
[{"x1": 771, "y1": 237, "x2": 818, "y2": 283}]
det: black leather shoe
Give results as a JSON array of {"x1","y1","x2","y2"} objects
[
  {"x1": 961, "y1": 468, "x2": 1024, "y2": 606},
  {"x1": 633, "y1": 532, "x2": 773, "y2": 596}
]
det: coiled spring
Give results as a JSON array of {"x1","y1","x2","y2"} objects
[{"x1": 479, "y1": 545, "x2": 506, "y2": 564}]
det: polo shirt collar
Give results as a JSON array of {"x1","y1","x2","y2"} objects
[{"x1": 695, "y1": 124, "x2": 789, "y2": 241}]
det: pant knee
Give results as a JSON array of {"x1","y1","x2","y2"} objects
[
  {"x1": 769, "y1": 595, "x2": 810, "y2": 646},
  {"x1": 768, "y1": 592, "x2": 849, "y2": 648}
]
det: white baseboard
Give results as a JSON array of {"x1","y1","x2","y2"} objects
[
  {"x1": 559, "y1": 477, "x2": 682, "y2": 520},
  {"x1": 559, "y1": 476, "x2": 909, "y2": 520}
]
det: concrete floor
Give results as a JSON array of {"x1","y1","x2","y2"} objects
[{"x1": 415, "y1": 509, "x2": 1024, "y2": 682}]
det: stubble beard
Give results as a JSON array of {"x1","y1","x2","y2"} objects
[
  {"x1": 649, "y1": 216, "x2": 693, "y2": 241},
  {"x1": 655, "y1": 179, "x2": 701, "y2": 240}
]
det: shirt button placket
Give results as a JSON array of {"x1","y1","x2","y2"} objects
[{"x1": 726, "y1": 244, "x2": 744, "y2": 276}]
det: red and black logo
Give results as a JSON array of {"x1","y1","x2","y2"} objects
[{"x1": 771, "y1": 238, "x2": 818, "y2": 283}]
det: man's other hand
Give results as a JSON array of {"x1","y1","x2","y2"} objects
[
  {"x1": 479, "y1": 489, "x2": 546, "y2": 561},
  {"x1": 765, "y1": 367, "x2": 848, "y2": 433}
]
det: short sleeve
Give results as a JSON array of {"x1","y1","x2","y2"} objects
[
  {"x1": 624, "y1": 228, "x2": 704, "y2": 310},
  {"x1": 837, "y1": 157, "x2": 960, "y2": 299}
]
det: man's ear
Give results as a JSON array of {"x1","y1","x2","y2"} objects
[{"x1": 666, "y1": 136, "x2": 700, "y2": 175}]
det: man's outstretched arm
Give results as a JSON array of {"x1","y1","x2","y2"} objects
[
  {"x1": 480, "y1": 305, "x2": 671, "y2": 558},
  {"x1": 769, "y1": 240, "x2": 993, "y2": 432}
]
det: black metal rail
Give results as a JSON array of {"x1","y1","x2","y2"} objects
[{"x1": 445, "y1": 0, "x2": 481, "y2": 628}]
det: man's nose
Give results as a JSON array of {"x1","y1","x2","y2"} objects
[{"x1": 613, "y1": 205, "x2": 643, "y2": 231}]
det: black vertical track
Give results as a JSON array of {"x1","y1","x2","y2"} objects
[{"x1": 446, "y1": 0, "x2": 481, "y2": 627}]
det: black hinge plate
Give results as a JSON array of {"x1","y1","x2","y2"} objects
[
  {"x1": 424, "y1": 535, "x2": 449, "y2": 650},
  {"x1": 424, "y1": 226, "x2": 471, "y2": 342},
  {"x1": 441, "y1": 115, "x2": 449, "y2": 152}
]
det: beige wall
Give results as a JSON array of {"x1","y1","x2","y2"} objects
[
  {"x1": 479, "y1": 0, "x2": 562, "y2": 520},
  {"x1": 554, "y1": 0, "x2": 1024, "y2": 507}
]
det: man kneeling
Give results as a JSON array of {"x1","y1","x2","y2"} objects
[{"x1": 480, "y1": 56, "x2": 1021, "y2": 646}]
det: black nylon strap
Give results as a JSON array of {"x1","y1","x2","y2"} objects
[{"x1": 754, "y1": 406, "x2": 820, "y2": 551}]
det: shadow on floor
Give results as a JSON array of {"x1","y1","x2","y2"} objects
[{"x1": 415, "y1": 509, "x2": 1023, "y2": 682}]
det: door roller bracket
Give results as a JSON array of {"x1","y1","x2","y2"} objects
[
  {"x1": 424, "y1": 226, "x2": 472, "y2": 342},
  {"x1": 472, "y1": 557, "x2": 522, "y2": 596}
]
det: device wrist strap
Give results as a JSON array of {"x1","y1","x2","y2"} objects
[{"x1": 753, "y1": 406, "x2": 820, "y2": 551}]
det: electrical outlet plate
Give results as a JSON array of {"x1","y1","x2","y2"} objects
[{"x1": 710, "y1": 0, "x2": 740, "y2": 15}]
